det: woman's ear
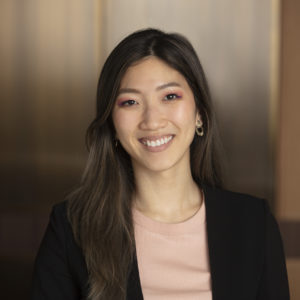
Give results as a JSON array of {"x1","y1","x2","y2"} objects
[{"x1": 195, "y1": 111, "x2": 203, "y2": 126}]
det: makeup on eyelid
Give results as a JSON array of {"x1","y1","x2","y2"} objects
[
  {"x1": 116, "y1": 91, "x2": 183, "y2": 107},
  {"x1": 117, "y1": 99, "x2": 137, "y2": 107}
]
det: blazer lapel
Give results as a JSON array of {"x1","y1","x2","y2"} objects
[
  {"x1": 126, "y1": 254, "x2": 144, "y2": 300},
  {"x1": 203, "y1": 185, "x2": 239, "y2": 300}
]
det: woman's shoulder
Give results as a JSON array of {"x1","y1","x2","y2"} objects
[
  {"x1": 203, "y1": 184, "x2": 270, "y2": 217},
  {"x1": 52, "y1": 199, "x2": 68, "y2": 212},
  {"x1": 204, "y1": 184, "x2": 265, "y2": 202},
  {"x1": 46, "y1": 200, "x2": 75, "y2": 236},
  {"x1": 48, "y1": 200, "x2": 69, "y2": 223}
]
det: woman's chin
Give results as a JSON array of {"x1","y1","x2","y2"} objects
[{"x1": 132, "y1": 155, "x2": 185, "y2": 174}]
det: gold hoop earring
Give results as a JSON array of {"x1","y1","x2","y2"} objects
[{"x1": 195, "y1": 120, "x2": 204, "y2": 136}]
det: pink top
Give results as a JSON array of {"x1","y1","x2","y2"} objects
[{"x1": 133, "y1": 199, "x2": 212, "y2": 300}]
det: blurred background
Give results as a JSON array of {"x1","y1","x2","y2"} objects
[{"x1": 0, "y1": 0, "x2": 299, "y2": 299}]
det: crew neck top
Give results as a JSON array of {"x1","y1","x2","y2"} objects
[{"x1": 132, "y1": 199, "x2": 212, "y2": 300}]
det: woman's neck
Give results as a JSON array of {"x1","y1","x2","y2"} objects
[{"x1": 132, "y1": 164, "x2": 203, "y2": 223}]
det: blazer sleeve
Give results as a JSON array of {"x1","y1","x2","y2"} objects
[
  {"x1": 31, "y1": 203, "x2": 81, "y2": 300},
  {"x1": 257, "y1": 200, "x2": 290, "y2": 300}
]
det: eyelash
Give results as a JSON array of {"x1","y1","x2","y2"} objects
[
  {"x1": 119, "y1": 99, "x2": 138, "y2": 106},
  {"x1": 163, "y1": 93, "x2": 181, "y2": 101},
  {"x1": 118, "y1": 93, "x2": 182, "y2": 106}
]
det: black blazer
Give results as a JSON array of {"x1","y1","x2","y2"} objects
[{"x1": 31, "y1": 186, "x2": 290, "y2": 299}]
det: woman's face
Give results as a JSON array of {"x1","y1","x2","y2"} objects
[{"x1": 112, "y1": 56, "x2": 201, "y2": 174}]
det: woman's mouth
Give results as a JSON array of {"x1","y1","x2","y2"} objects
[{"x1": 138, "y1": 135, "x2": 175, "y2": 151}]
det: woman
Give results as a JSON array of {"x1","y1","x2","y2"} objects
[{"x1": 31, "y1": 29, "x2": 290, "y2": 300}]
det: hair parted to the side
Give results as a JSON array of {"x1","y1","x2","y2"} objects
[{"x1": 67, "y1": 28, "x2": 223, "y2": 300}]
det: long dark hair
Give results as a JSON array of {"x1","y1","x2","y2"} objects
[{"x1": 67, "y1": 28, "x2": 223, "y2": 300}]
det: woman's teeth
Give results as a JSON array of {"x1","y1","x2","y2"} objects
[{"x1": 142, "y1": 136, "x2": 173, "y2": 148}]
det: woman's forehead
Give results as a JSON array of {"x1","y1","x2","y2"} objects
[{"x1": 119, "y1": 57, "x2": 189, "y2": 91}]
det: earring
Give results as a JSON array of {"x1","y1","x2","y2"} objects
[
  {"x1": 195, "y1": 120, "x2": 204, "y2": 136},
  {"x1": 115, "y1": 139, "x2": 118, "y2": 147}
]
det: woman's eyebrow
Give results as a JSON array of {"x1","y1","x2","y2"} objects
[
  {"x1": 118, "y1": 88, "x2": 141, "y2": 95},
  {"x1": 156, "y1": 82, "x2": 181, "y2": 91},
  {"x1": 118, "y1": 82, "x2": 181, "y2": 95}
]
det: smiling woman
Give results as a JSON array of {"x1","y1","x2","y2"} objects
[{"x1": 31, "y1": 29, "x2": 289, "y2": 300}]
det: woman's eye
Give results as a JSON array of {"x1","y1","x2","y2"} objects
[
  {"x1": 120, "y1": 99, "x2": 138, "y2": 106},
  {"x1": 164, "y1": 93, "x2": 180, "y2": 101}
]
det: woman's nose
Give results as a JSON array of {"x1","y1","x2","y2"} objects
[{"x1": 139, "y1": 103, "x2": 167, "y2": 131}]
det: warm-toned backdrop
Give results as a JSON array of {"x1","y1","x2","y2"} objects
[{"x1": 0, "y1": 0, "x2": 298, "y2": 299}]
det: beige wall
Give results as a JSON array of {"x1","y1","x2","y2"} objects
[
  {"x1": 0, "y1": 1, "x2": 102, "y2": 297},
  {"x1": 0, "y1": 0, "x2": 102, "y2": 210}
]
